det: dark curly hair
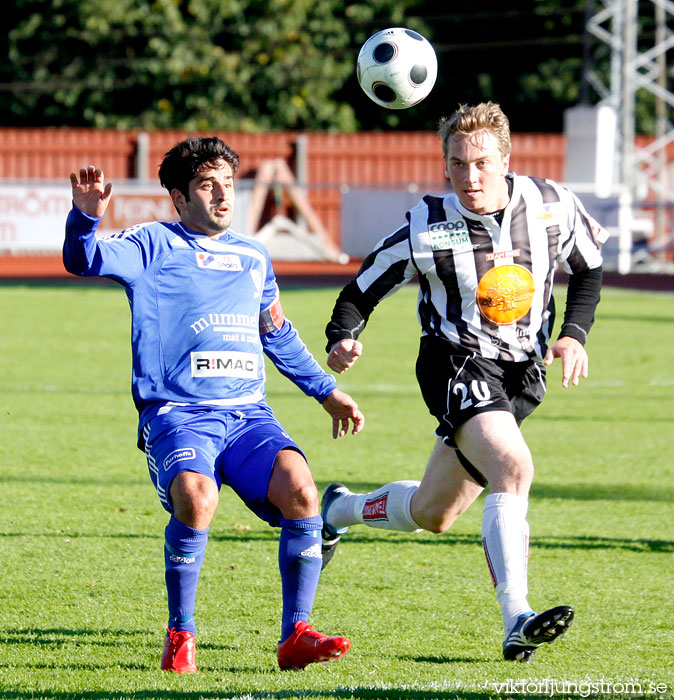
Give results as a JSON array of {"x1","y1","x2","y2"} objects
[{"x1": 158, "y1": 136, "x2": 240, "y2": 201}]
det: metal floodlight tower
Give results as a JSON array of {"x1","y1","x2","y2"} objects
[{"x1": 585, "y1": 0, "x2": 674, "y2": 272}]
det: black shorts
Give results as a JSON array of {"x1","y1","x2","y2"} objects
[{"x1": 415, "y1": 336, "x2": 547, "y2": 448}]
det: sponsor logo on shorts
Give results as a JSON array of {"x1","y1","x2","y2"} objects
[
  {"x1": 163, "y1": 448, "x2": 197, "y2": 471},
  {"x1": 191, "y1": 351, "x2": 258, "y2": 378},
  {"x1": 363, "y1": 493, "x2": 388, "y2": 521},
  {"x1": 196, "y1": 252, "x2": 243, "y2": 271}
]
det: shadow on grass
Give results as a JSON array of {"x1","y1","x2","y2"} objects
[
  {"x1": 5, "y1": 477, "x2": 670, "y2": 504},
  {"x1": 4, "y1": 628, "x2": 149, "y2": 645},
  {"x1": 0, "y1": 473, "x2": 146, "y2": 486},
  {"x1": 3, "y1": 527, "x2": 673, "y2": 553},
  {"x1": 402, "y1": 654, "x2": 485, "y2": 664},
  {"x1": 333, "y1": 531, "x2": 674, "y2": 553},
  {"x1": 3, "y1": 628, "x2": 235, "y2": 651},
  {"x1": 534, "y1": 412, "x2": 673, "y2": 423},
  {"x1": 318, "y1": 481, "x2": 674, "y2": 504},
  {"x1": 529, "y1": 481, "x2": 674, "y2": 503}
]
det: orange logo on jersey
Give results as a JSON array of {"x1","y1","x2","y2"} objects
[{"x1": 476, "y1": 265, "x2": 535, "y2": 325}]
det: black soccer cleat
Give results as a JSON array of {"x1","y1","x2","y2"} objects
[
  {"x1": 320, "y1": 482, "x2": 351, "y2": 570},
  {"x1": 503, "y1": 605, "x2": 574, "y2": 662}
]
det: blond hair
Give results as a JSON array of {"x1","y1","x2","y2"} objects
[{"x1": 438, "y1": 102, "x2": 511, "y2": 159}]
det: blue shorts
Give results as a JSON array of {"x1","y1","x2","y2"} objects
[{"x1": 142, "y1": 404, "x2": 304, "y2": 526}]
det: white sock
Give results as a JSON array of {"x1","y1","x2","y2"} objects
[
  {"x1": 327, "y1": 481, "x2": 422, "y2": 532},
  {"x1": 481, "y1": 492, "x2": 533, "y2": 636}
]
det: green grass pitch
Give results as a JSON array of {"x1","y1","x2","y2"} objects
[{"x1": 1, "y1": 280, "x2": 673, "y2": 700}]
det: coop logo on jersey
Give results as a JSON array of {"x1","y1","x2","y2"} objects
[
  {"x1": 195, "y1": 252, "x2": 243, "y2": 271},
  {"x1": 191, "y1": 351, "x2": 258, "y2": 378},
  {"x1": 428, "y1": 219, "x2": 470, "y2": 251},
  {"x1": 163, "y1": 448, "x2": 197, "y2": 471},
  {"x1": 363, "y1": 493, "x2": 389, "y2": 521}
]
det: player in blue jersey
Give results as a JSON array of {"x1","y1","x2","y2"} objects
[{"x1": 63, "y1": 136, "x2": 364, "y2": 673}]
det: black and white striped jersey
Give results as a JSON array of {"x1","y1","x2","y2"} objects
[{"x1": 328, "y1": 174, "x2": 607, "y2": 362}]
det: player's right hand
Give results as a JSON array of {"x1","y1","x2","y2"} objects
[
  {"x1": 321, "y1": 388, "x2": 365, "y2": 438},
  {"x1": 70, "y1": 165, "x2": 113, "y2": 219},
  {"x1": 327, "y1": 339, "x2": 363, "y2": 374}
]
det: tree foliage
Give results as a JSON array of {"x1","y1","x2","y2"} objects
[
  {"x1": 1, "y1": 0, "x2": 631, "y2": 132},
  {"x1": 3, "y1": 0, "x2": 426, "y2": 130}
]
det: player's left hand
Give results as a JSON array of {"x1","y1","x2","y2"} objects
[
  {"x1": 544, "y1": 336, "x2": 588, "y2": 388},
  {"x1": 321, "y1": 389, "x2": 365, "y2": 438}
]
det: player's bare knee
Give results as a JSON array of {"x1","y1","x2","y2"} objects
[
  {"x1": 513, "y1": 456, "x2": 534, "y2": 489},
  {"x1": 170, "y1": 472, "x2": 219, "y2": 527},
  {"x1": 292, "y1": 482, "x2": 319, "y2": 514},
  {"x1": 275, "y1": 481, "x2": 319, "y2": 519},
  {"x1": 173, "y1": 491, "x2": 218, "y2": 528},
  {"x1": 492, "y1": 458, "x2": 534, "y2": 495}
]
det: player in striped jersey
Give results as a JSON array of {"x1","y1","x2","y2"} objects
[
  {"x1": 63, "y1": 136, "x2": 363, "y2": 673},
  {"x1": 321, "y1": 103, "x2": 607, "y2": 662}
]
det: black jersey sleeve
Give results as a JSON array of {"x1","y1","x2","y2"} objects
[
  {"x1": 558, "y1": 266, "x2": 603, "y2": 345},
  {"x1": 325, "y1": 279, "x2": 381, "y2": 352}
]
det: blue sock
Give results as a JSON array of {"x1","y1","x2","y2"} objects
[
  {"x1": 278, "y1": 515, "x2": 324, "y2": 642},
  {"x1": 164, "y1": 515, "x2": 209, "y2": 636}
]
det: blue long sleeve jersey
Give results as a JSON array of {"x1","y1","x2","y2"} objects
[{"x1": 63, "y1": 206, "x2": 336, "y2": 443}]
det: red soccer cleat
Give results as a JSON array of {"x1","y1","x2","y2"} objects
[
  {"x1": 277, "y1": 620, "x2": 350, "y2": 670},
  {"x1": 161, "y1": 628, "x2": 197, "y2": 673}
]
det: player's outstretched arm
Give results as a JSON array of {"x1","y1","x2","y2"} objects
[
  {"x1": 321, "y1": 388, "x2": 364, "y2": 439},
  {"x1": 70, "y1": 165, "x2": 112, "y2": 218},
  {"x1": 544, "y1": 336, "x2": 589, "y2": 388},
  {"x1": 327, "y1": 339, "x2": 363, "y2": 374}
]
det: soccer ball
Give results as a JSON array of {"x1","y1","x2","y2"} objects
[{"x1": 356, "y1": 27, "x2": 438, "y2": 110}]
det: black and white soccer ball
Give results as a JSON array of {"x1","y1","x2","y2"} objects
[{"x1": 356, "y1": 27, "x2": 438, "y2": 110}]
